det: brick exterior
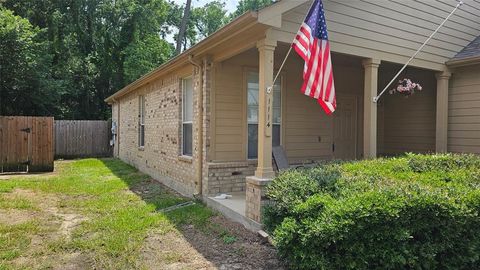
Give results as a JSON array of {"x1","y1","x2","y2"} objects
[
  {"x1": 206, "y1": 162, "x2": 256, "y2": 195},
  {"x1": 110, "y1": 61, "x2": 261, "y2": 200},
  {"x1": 110, "y1": 57, "x2": 270, "y2": 224},
  {"x1": 112, "y1": 65, "x2": 200, "y2": 196},
  {"x1": 245, "y1": 177, "x2": 272, "y2": 223}
]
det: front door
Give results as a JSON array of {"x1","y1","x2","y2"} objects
[{"x1": 333, "y1": 96, "x2": 357, "y2": 160}]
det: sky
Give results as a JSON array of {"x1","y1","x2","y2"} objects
[{"x1": 175, "y1": 0, "x2": 238, "y2": 14}]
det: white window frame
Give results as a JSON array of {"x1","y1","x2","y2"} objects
[
  {"x1": 138, "y1": 95, "x2": 145, "y2": 148},
  {"x1": 246, "y1": 71, "x2": 282, "y2": 160},
  {"x1": 182, "y1": 76, "x2": 193, "y2": 156}
]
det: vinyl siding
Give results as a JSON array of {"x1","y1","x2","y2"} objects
[
  {"x1": 213, "y1": 55, "x2": 249, "y2": 161},
  {"x1": 448, "y1": 64, "x2": 480, "y2": 154},
  {"x1": 270, "y1": 0, "x2": 480, "y2": 71},
  {"x1": 212, "y1": 47, "x2": 366, "y2": 162},
  {"x1": 284, "y1": 54, "x2": 334, "y2": 161}
]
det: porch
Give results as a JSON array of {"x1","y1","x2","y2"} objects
[{"x1": 205, "y1": 40, "x2": 451, "y2": 227}]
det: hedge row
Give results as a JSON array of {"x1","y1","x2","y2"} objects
[{"x1": 264, "y1": 153, "x2": 480, "y2": 269}]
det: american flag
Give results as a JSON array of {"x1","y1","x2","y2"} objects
[{"x1": 292, "y1": 0, "x2": 336, "y2": 114}]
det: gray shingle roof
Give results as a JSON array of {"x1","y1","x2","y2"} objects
[{"x1": 452, "y1": 35, "x2": 480, "y2": 60}]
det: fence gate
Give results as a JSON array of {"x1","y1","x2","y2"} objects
[{"x1": 0, "y1": 116, "x2": 54, "y2": 173}]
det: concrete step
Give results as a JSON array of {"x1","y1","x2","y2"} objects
[{"x1": 205, "y1": 195, "x2": 262, "y2": 232}]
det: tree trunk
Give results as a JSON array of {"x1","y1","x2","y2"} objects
[{"x1": 175, "y1": 0, "x2": 192, "y2": 55}]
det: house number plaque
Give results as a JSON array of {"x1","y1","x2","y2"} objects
[{"x1": 265, "y1": 87, "x2": 272, "y2": 137}]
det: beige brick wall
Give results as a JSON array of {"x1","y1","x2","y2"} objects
[
  {"x1": 206, "y1": 162, "x2": 256, "y2": 195},
  {"x1": 111, "y1": 65, "x2": 202, "y2": 196},
  {"x1": 245, "y1": 177, "x2": 271, "y2": 223}
]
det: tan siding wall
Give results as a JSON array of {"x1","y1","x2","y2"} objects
[
  {"x1": 379, "y1": 65, "x2": 437, "y2": 155},
  {"x1": 271, "y1": 0, "x2": 480, "y2": 71},
  {"x1": 284, "y1": 54, "x2": 366, "y2": 160},
  {"x1": 212, "y1": 49, "x2": 440, "y2": 162},
  {"x1": 284, "y1": 56, "x2": 333, "y2": 160},
  {"x1": 448, "y1": 64, "x2": 480, "y2": 154},
  {"x1": 113, "y1": 65, "x2": 201, "y2": 196},
  {"x1": 213, "y1": 48, "x2": 366, "y2": 162},
  {"x1": 213, "y1": 62, "x2": 246, "y2": 161}
]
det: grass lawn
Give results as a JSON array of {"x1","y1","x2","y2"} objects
[{"x1": 0, "y1": 159, "x2": 282, "y2": 270}]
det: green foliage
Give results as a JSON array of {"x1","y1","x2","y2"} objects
[
  {"x1": 265, "y1": 153, "x2": 480, "y2": 270},
  {"x1": 0, "y1": 8, "x2": 59, "y2": 116},
  {"x1": 1, "y1": 0, "x2": 270, "y2": 119},
  {"x1": 222, "y1": 234, "x2": 237, "y2": 244},
  {"x1": 192, "y1": 1, "x2": 228, "y2": 39},
  {"x1": 2, "y1": 0, "x2": 174, "y2": 119},
  {"x1": 231, "y1": 0, "x2": 274, "y2": 19},
  {"x1": 123, "y1": 35, "x2": 173, "y2": 84}
]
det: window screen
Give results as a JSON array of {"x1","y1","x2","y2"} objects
[{"x1": 182, "y1": 77, "x2": 193, "y2": 156}]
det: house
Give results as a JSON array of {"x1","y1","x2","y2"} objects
[{"x1": 105, "y1": 0, "x2": 480, "y2": 230}]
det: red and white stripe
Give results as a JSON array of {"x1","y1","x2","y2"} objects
[{"x1": 292, "y1": 23, "x2": 336, "y2": 114}]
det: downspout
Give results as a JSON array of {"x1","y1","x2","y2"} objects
[{"x1": 188, "y1": 55, "x2": 203, "y2": 197}]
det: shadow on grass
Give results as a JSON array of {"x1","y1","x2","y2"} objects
[{"x1": 99, "y1": 158, "x2": 283, "y2": 270}]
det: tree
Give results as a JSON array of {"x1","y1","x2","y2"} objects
[
  {"x1": 0, "y1": 0, "x2": 236, "y2": 119},
  {"x1": 3, "y1": 0, "x2": 175, "y2": 119},
  {"x1": 175, "y1": 0, "x2": 192, "y2": 55},
  {"x1": 123, "y1": 35, "x2": 173, "y2": 83},
  {"x1": 231, "y1": 0, "x2": 274, "y2": 19},
  {"x1": 192, "y1": 1, "x2": 228, "y2": 39},
  {"x1": 0, "y1": 8, "x2": 60, "y2": 116}
]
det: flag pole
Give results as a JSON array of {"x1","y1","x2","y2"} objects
[
  {"x1": 373, "y1": 0, "x2": 463, "y2": 103},
  {"x1": 267, "y1": 0, "x2": 316, "y2": 94}
]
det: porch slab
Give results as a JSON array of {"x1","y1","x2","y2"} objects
[{"x1": 205, "y1": 192, "x2": 262, "y2": 232}]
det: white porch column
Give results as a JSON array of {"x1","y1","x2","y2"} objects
[
  {"x1": 362, "y1": 58, "x2": 381, "y2": 159},
  {"x1": 246, "y1": 38, "x2": 276, "y2": 223},
  {"x1": 254, "y1": 39, "x2": 277, "y2": 179},
  {"x1": 435, "y1": 70, "x2": 451, "y2": 153}
]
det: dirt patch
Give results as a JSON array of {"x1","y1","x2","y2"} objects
[
  {"x1": 184, "y1": 215, "x2": 284, "y2": 270},
  {"x1": 0, "y1": 170, "x2": 59, "y2": 180},
  {"x1": 50, "y1": 211, "x2": 87, "y2": 239},
  {"x1": 1, "y1": 189, "x2": 92, "y2": 269},
  {"x1": 140, "y1": 230, "x2": 216, "y2": 270},
  {"x1": 0, "y1": 209, "x2": 36, "y2": 225},
  {"x1": 52, "y1": 252, "x2": 92, "y2": 270},
  {"x1": 3, "y1": 188, "x2": 39, "y2": 200},
  {"x1": 141, "y1": 215, "x2": 284, "y2": 270}
]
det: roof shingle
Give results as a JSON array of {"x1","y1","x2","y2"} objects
[{"x1": 452, "y1": 35, "x2": 480, "y2": 60}]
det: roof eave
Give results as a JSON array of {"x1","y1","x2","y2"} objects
[
  {"x1": 446, "y1": 55, "x2": 480, "y2": 68},
  {"x1": 105, "y1": 12, "x2": 259, "y2": 104}
]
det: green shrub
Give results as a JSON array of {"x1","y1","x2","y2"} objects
[{"x1": 265, "y1": 153, "x2": 480, "y2": 269}]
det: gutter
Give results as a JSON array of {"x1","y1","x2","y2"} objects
[
  {"x1": 188, "y1": 55, "x2": 203, "y2": 197},
  {"x1": 446, "y1": 55, "x2": 480, "y2": 68}
]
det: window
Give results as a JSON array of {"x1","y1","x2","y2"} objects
[
  {"x1": 247, "y1": 72, "x2": 281, "y2": 159},
  {"x1": 182, "y1": 77, "x2": 193, "y2": 156},
  {"x1": 138, "y1": 95, "x2": 145, "y2": 148}
]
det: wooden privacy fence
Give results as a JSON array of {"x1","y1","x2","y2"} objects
[
  {"x1": 55, "y1": 120, "x2": 112, "y2": 158},
  {"x1": 0, "y1": 116, "x2": 54, "y2": 173}
]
